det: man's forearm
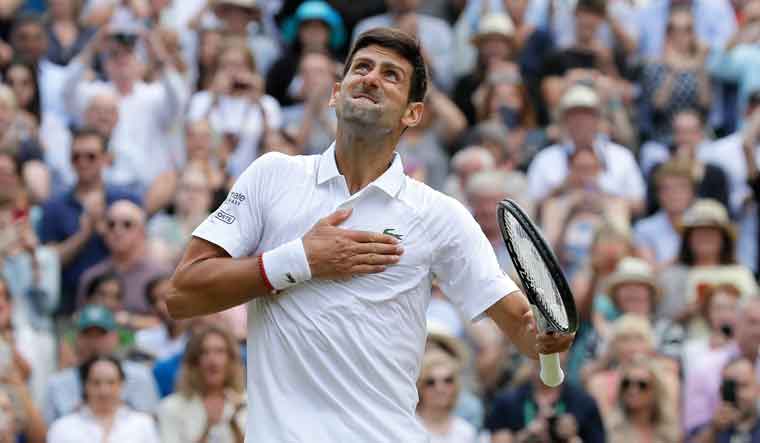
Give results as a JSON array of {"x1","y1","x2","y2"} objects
[
  {"x1": 168, "y1": 256, "x2": 272, "y2": 319},
  {"x1": 53, "y1": 228, "x2": 91, "y2": 266},
  {"x1": 486, "y1": 292, "x2": 540, "y2": 360}
]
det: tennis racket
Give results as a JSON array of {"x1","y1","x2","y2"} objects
[{"x1": 497, "y1": 199, "x2": 578, "y2": 387}]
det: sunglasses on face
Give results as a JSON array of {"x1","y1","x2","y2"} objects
[
  {"x1": 423, "y1": 375, "x2": 455, "y2": 388},
  {"x1": 71, "y1": 152, "x2": 98, "y2": 163},
  {"x1": 106, "y1": 219, "x2": 135, "y2": 231},
  {"x1": 621, "y1": 377, "x2": 650, "y2": 392}
]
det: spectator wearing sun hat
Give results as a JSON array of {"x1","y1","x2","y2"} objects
[
  {"x1": 658, "y1": 199, "x2": 757, "y2": 325},
  {"x1": 526, "y1": 84, "x2": 646, "y2": 214},
  {"x1": 600, "y1": 257, "x2": 685, "y2": 361},
  {"x1": 267, "y1": 1, "x2": 346, "y2": 106},
  {"x1": 211, "y1": 0, "x2": 281, "y2": 76},
  {"x1": 452, "y1": 12, "x2": 517, "y2": 124}
]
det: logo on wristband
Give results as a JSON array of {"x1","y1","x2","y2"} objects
[{"x1": 286, "y1": 273, "x2": 296, "y2": 284}]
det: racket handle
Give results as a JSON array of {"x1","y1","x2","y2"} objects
[{"x1": 539, "y1": 352, "x2": 564, "y2": 387}]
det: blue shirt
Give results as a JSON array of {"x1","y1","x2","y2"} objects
[{"x1": 38, "y1": 185, "x2": 141, "y2": 315}]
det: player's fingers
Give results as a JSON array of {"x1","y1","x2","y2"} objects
[
  {"x1": 352, "y1": 242, "x2": 404, "y2": 255},
  {"x1": 343, "y1": 229, "x2": 399, "y2": 244},
  {"x1": 351, "y1": 253, "x2": 401, "y2": 266},
  {"x1": 536, "y1": 332, "x2": 574, "y2": 354},
  {"x1": 350, "y1": 264, "x2": 387, "y2": 275},
  {"x1": 319, "y1": 208, "x2": 352, "y2": 226}
]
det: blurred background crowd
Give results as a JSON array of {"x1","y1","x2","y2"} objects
[{"x1": 0, "y1": 0, "x2": 759, "y2": 441}]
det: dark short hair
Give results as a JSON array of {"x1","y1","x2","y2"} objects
[
  {"x1": 78, "y1": 355, "x2": 126, "y2": 400},
  {"x1": 72, "y1": 127, "x2": 108, "y2": 153},
  {"x1": 575, "y1": 0, "x2": 606, "y2": 16},
  {"x1": 342, "y1": 27, "x2": 428, "y2": 103},
  {"x1": 85, "y1": 270, "x2": 123, "y2": 302},
  {"x1": 145, "y1": 274, "x2": 170, "y2": 307},
  {"x1": 678, "y1": 228, "x2": 735, "y2": 266},
  {"x1": 11, "y1": 12, "x2": 45, "y2": 37}
]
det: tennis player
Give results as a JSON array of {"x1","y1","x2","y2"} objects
[{"x1": 168, "y1": 27, "x2": 574, "y2": 442}]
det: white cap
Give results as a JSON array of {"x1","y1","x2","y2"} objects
[
  {"x1": 472, "y1": 13, "x2": 515, "y2": 43},
  {"x1": 558, "y1": 84, "x2": 600, "y2": 116}
]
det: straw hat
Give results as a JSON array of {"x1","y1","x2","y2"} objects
[
  {"x1": 426, "y1": 319, "x2": 470, "y2": 368},
  {"x1": 603, "y1": 257, "x2": 661, "y2": 305},
  {"x1": 558, "y1": 84, "x2": 600, "y2": 117},
  {"x1": 471, "y1": 13, "x2": 515, "y2": 44},
  {"x1": 678, "y1": 199, "x2": 735, "y2": 239},
  {"x1": 214, "y1": 0, "x2": 259, "y2": 11}
]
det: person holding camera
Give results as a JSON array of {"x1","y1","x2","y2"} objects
[
  {"x1": 692, "y1": 357, "x2": 760, "y2": 443},
  {"x1": 186, "y1": 37, "x2": 282, "y2": 180},
  {"x1": 61, "y1": 23, "x2": 188, "y2": 197},
  {"x1": 485, "y1": 358, "x2": 605, "y2": 443}
]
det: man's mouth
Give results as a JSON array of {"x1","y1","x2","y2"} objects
[{"x1": 353, "y1": 93, "x2": 378, "y2": 104}]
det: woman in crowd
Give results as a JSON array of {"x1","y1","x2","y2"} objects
[
  {"x1": 472, "y1": 68, "x2": 545, "y2": 171},
  {"x1": 157, "y1": 324, "x2": 246, "y2": 443},
  {"x1": 416, "y1": 349, "x2": 477, "y2": 443},
  {"x1": 641, "y1": 6, "x2": 711, "y2": 142},
  {"x1": 47, "y1": 356, "x2": 159, "y2": 443},
  {"x1": 148, "y1": 165, "x2": 212, "y2": 266},
  {"x1": 3, "y1": 61, "x2": 40, "y2": 130},
  {"x1": 658, "y1": 199, "x2": 756, "y2": 324},
  {"x1": 598, "y1": 257, "x2": 685, "y2": 361},
  {"x1": 44, "y1": 0, "x2": 94, "y2": 66},
  {"x1": 187, "y1": 38, "x2": 282, "y2": 179},
  {"x1": 267, "y1": 1, "x2": 346, "y2": 106},
  {"x1": 604, "y1": 358, "x2": 680, "y2": 443},
  {"x1": 194, "y1": 27, "x2": 224, "y2": 92},
  {"x1": 564, "y1": 223, "x2": 633, "y2": 382},
  {"x1": 583, "y1": 314, "x2": 680, "y2": 421},
  {"x1": 681, "y1": 283, "x2": 741, "y2": 375}
]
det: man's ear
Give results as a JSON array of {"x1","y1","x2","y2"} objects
[
  {"x1": 328, "y1": 82, "x2": 341, "y2": 108},
  {"x1": 401, "y1": 101, "x2": 424, "y2": 128}
]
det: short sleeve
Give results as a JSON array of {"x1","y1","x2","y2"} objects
[
  {"x1": 430, "y1": 195, "x2": 518, "y2": 320},
  {"x1": 192, "y1": 153, "x2": 280, "y2": 258}
]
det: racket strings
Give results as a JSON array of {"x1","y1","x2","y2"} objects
[{"x1": 503, "y1": 214, "x2": 569, "y2": 329}]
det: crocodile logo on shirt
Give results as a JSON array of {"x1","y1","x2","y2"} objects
[
  {"x1": 382, "y1": 228, "x2": 403, "y2": 241},
  {"x1": 286, "y1": 273, "x2": 296, "y2": 284}
]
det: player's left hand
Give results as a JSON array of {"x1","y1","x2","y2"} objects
[
  {"x1": 536, "y1": 331, "x2": 575, "y2": 355},
  {"x1": 524, "y1": 310, "x2": 575, "y2": 355}
]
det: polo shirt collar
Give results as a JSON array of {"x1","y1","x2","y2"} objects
[{"x1": 317, "y1": 142, "x2": 405, "y2": 198}]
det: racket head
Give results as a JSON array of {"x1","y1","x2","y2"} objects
[{"x1": 497, "y1": 199, "x2": 578, "y2": 334}]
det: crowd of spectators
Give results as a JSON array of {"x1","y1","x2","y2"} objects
[{"x1": 0, "y1": 0, "x2": 760, "y2": 441}]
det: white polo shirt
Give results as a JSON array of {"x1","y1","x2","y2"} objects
[
  {"x1": 526, "y1": 137, "x2": 646, "y2": 202},
  {"x1": 193, "y1": 144, "x2": 518, "y2": 443}
]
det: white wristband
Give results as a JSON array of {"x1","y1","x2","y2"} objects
[{"x1": 261, "y1": 239, "x2": 312, "y2": 290}]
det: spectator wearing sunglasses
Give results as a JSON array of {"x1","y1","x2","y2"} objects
[
  {"x1": 39, "y1": 128, "x2": 140, "y2": 317},
  {"x1": 415, "y1": 349, "x2": 477, "y2": 443},
  {"x1": 75, "y1": 200, "x2": 168, "y2": 315},
  {"x1": 605, "y1": 358, "x2": 681, "y2": 443}
]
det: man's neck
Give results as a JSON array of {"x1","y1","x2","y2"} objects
[
  {"x1": 75, "y1": 179, "x2": 104, "y2": 195},
  {"x1": 113, "y1": 79, "x2": 134, "y2": 96},
  {"x1": 418, "y1": 407, "x2": 450, "y2": 427},
  {"x1": 334, "y1": 126, "x2": 399, "y2": 195},
  {"x1": 112, "y1": 243, "x2": 146, "y2": 270}
]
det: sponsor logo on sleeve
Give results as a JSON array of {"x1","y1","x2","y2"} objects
[{"x1": 214, "y1": 210, "x2": 236, "y2": 224}]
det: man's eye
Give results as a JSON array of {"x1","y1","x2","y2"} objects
[
  {"x1": 385, "y1": 71, "x2": 399, "y2": 81},
  {"x1": 355, "y1": 64, "x2": 369, "y2": 73}
]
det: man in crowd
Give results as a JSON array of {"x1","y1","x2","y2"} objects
[
  {"x1": 40, "y1": 128, "x2": 141, "y2": 317},
  {"x1": 61, "y1": 24, "x2": 187, "y2": 196},
  {"x1": 527, "y1": 84, "x2": 645, "y2": 214},
  {"x1": 76, "y1": 200, "x2": 168, "y2": 314},
  {"x1": 692, "y1": 357, "x2": 760, "y2": 442}
]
